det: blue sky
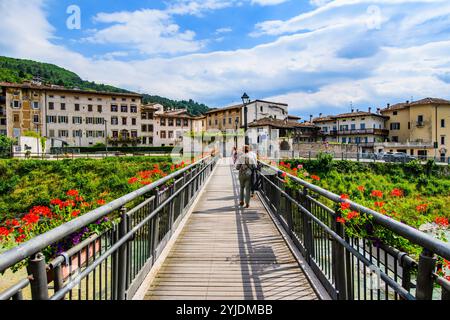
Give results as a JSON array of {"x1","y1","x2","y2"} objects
[{"x1": 1, "y1": 0, "x2": 450, "y2": 119}]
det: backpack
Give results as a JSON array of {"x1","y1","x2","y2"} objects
[{"x1": 238, "y1": 155, "x2": 253, "y2": 177}]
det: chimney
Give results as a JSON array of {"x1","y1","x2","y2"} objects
[
  {"x1": 368, "y1": 107, "x2": 372, "y2": 113},
  {"x1": 377, "y1": 108, "x2": 381, "y2": 114},
  {"x1": 309, "y1": 115, "x2": 313, "y2": 122},
  {"x1": 406, "y1": 100, "x2": 409, "y2": 104},
  {"x1": 356, "y1": 109, "x2": 359, "y2": 112},
  {"x1": 387, "y1": 103, "x2": 390, "y2": 108},
  {"x1": 319, "y1": 113, "x2": 323, "y2": 117},
  {"x1": 351, "y1": 109, "x2": 354, "y2": 113}
]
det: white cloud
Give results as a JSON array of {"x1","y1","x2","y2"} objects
[
  {"x1": 251, "y1": 0, "x2": 290, "y2": 6},
  {"x1": 83, "y1": 9, "x2": 203, "y2": 56},
  {"x1": 215, "y1": 27, "x2": 233, "y2": 34}
]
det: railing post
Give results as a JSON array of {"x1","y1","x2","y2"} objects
[
  {"x1": 302, "y1": 188, "x2": 314, "y2": 264},
  {"x1": 331, "y1": 220, "x2": 348, "y2": 300},
  {"x1": 416, "y1": 249, "x2": 436, "y2": 300},
  {"x1": 27, "y1": 252, "x2": 49, "y2": 300},
  {"x1": 152, "y1": 188, "x2": 161, "y2": 264},
  {"x1": 53, "y1": 264, "x2": 65, "y2": 300},
  {"x1": 168, "y1": 184, "x2": 175, "y2": 236},
  {"x1": 117, "y1": 206, "x2": 128, "y2": 300},
  {"x1": 285, "y1": 189, "x2": 294, "y2": 238}
]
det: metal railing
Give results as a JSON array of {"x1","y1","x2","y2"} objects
[
  {"x1": 257, "y1": 161, "x2": 450, "y2": 300},
  {"x1": 278, "y1": 150, "x2": 450, "y2": 165},
  {"x1": 0, "y1": 156, "x2": 217, "y2": 300}
]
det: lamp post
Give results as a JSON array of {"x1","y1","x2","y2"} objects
[
  {"x1": 235, "y1": 118, "x2": 239, "y2": 149},
  {"x1": 241, "y1": 93, "x2": 250, "y2": 146},
  {"x1": 104, "y1": 119, "x2": 108, "y2": 157}
]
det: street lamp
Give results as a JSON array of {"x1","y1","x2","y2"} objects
[
  {"x1": 235, "y1": 118, "x2": 239, "y2": 149},
  {"x1": 104, "y1": 119, "x2": 109, "y2": 156},
  {"x1": 241, "y1": 93, "x2": 250, "y2": 146}
]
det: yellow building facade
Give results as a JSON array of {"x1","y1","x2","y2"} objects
[{"x1": 380, "y1": 98, "x2": 450, "y2": 159}]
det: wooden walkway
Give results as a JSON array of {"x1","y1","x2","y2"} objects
[{"x1": 145, "y1": 159, "x2": 319, "y2": 300}]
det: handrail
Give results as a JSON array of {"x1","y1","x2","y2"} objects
[
  {"x1": 258, "y1": 161, "x2": 450, "y2": 260},
  {"x1": 0, "y1": 156, "x2": 212, "y2": 272}
]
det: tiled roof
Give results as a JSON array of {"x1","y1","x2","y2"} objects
[
  {"x1": 313, "y1": 111, "x2": 388, "y2": 122},
  {"x1": 0, "y1": 81, "x2": 142, "y2": 97},
  {"x1": 205, "y1": 100, "x2": 288, "y2": 114},
  {"x1": 381, "y1": 97, "x2": 450, "y2": 112},
  {"x1": 248, "y1": 117, "x2": 318, "y2": 129}
]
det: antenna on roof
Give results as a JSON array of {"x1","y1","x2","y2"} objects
[{"x1": 350, "y1": 101, "x2": 353, "y2": 112}]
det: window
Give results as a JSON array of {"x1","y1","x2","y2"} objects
[
  {"x1": 390, "y1": 123, "x2": 400, "y2": 130},
  {"x1": 215, "y1": 119, "x2": 218, "y2": 125},
  {"x1": 88, "y1": 98, "x2": 92, "y2": 101},
  {"x1": 168, "y1": 118, "x2": 174, "y2": 126},
  {"x1": 74, "y1": 96, "x2": 79, "y2": 100},
  {"x1": 97, "y1": 98, "x2": 102, "y2": 102},
  {"x1": 131, "y1": 130, "x2": 137, "y2": 138},
  {"x1": 168, "y1": 131, "x2": 174, "y2": 139},
  {"x1": 142, "y1": 113, "x2": 147, "y2": 120},
  {"x1": 351, "y1": 124, "x2": 356, "y2": 130},
  {"x1": 442, "y1": 119, "x2": 446, "y2": 128},
  {"x1": 176, "y1": 119, "x2": 181, "y2": 126},
  {"x1": 132, "y1": 118, "x2": 137, "y2": 126},
  {"x1": 122, "y1": 117, "x2": 127, "y2": 125},
  {"x1": 32, "y1": 101, "x2": 39, "y2": 109},
  {"x1": 418, "y1": 115, "x2": 424, "y2": 122},
  {"x1": 48, "y1": 102, "x2": 54, "y2": 110},
  {"x1": 142, "y1": 124, "x2": 147, "y2": 132},
  {"x1": 60, "y1": 96, "x2": 65, "y2": 100},
  {"x1": 58, "y1": 130, "x2": 69, "y2": 138},
  {"x1": 97, "y1": 131, "x2": 105, "y2": 138},
  {"x1": 122, "y1": 98, "x2": 126, "y2": 102},
  {"x1": 393, "y1": 111, "x2": 398, "y2": 115},
  {"x1": 75, "y1": 104, "x2": 80, "y2": 111},
  {"x1": 229, "y1": 118, "x2": 232, "y2": 124},
  {"x1": 148, "y1": 124, "x2": 154, "y2": 132},
  {"x1": 161, "y1": 131, "x2": 166, "y2": 139},
  {"x1": 184, "y1": 119, "x2": 189, "y2": 126},
  {"x1": 121, "y1": 105, "x2": 128, "y2": 113},
  {"x1": 33, "y1": 115, "x2": 39, "y2": 123},
  {"x1": 130, "y1": 105, "x2": 137, "y2": 113},
  {"x1": 111, "y1": 105, "x2": 118, "y2": 112},
  {"x1": 442, "y1": 136, "x2": 446, "y2": 145},
  {"x1": 408, "y1": 122, "x2": 411, "y2": 130},
  {"x1": 342, "y1": 137, "x2": 347, "y2": 143},
  {"x1": 73, "y1": 117, "x2": 82, "y2": 124},
  {"x1": 111, "y1": 117, "x2": 118, "y2": 125},
  {"x1": 209, "y1": 120, "x2": 212, "y2": 126},
  {"x1": 46, "y1": 116, "x2": 57, "y2": 123},
  {"x1": 260, "y1": 106, "x2": 263, "y2": 112},
  {"x1": 58, "y1": 116, "x2": 68, "y2": 124},
  {"x1": 392, "y1": 136, "x2": 399, "y2": 142},
  {"x1": 49, "y1": 130, "x2": 55, "y2": 138},
  {"x1": 97, "y1": 105, "x2": 102, "y2": 113},
  {"x1": 86, "y1": 131, "x2": 95, "y2": 138},
  {"x1": 112, "y1": 97, "x2": 116, "y2": 101},
  {"x1": 88, "y1": 105, "x2": 93, "y2": 112},
  {"x1": 223, "y1": 118, "x2": 226, "y2": 125},
  {"x1": 360, "y1": 123, "x2": 366, "y2": 129},
  {"x1": 73, "y1": 130, "x2": 82, "y2": 138},
  {"x1": 61, "y1": 103, "x2": 66, "y2": 111},
  {"x1": 112, "y1": 131, "x2": 118, "y2": 138},
  {"x1": 161, "y1": 118, "x2": 166, "y2": 126},
  {"x1": 143, "y1": 137, "x2": 147, "y2": 144}
]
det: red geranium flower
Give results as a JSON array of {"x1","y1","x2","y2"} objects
[
  {"x1": 371, "y1": 190, "x2": 383, "y2": 198},
  {"x1": 0, "y1": 226, "x2": 11, "y2": 238},
  {"x1": 390, "y1": 188, "x2": 404, "y2": 197},
  {"x1": 340, "y1": 194, "x2": 350, "y2": 200},
  {"x1": 66, "y1": 189, "x2": 79, "y2": 197},
  {"x1": 281, "y1": 172, "x2": 287, "y2": 178},
  {"x1": 374, "y1": 201, "x2": 385, "y2": 208},
  {"x1": 357, "y1": 186, "x2": 365, "y2": 192},
  {"x1": 128, "y1": 177, "x2": 139, "y2": 184},
  {"x1": 311, "y1": 175, "x2": 321, "y2": 181},
  {"x1": 22, "y1": 213, "x2": 40, "y2": 225},
  {"x1": 416, "y1": 204, "x2": 428, "y2": 213},
  {"x1": 50, "y1": 199, "x2": 63, "y2": 206},
  {"x1": 71, "y1": 210, "x2": 81, "y2": 217},
  {"x1": 97, "y1": 199, "x2": 106, "y2": 206},
  {"x1": 340, "y1": 202, "x2": 351, "y2": 211},
  {"x1": 435, "y1": 216, "x2": 449, "y2": 227},
  {"x1": 336, "y1": 217, "x2": 346, "y2": 224},
  {"x1": 347, "y1": 211, "x2": 359, "y2": 220}
]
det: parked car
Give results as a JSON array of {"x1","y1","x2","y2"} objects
[
  {"x1": 384, "y1": 152, "x2": 416, "y2": 163},
  {"x1": 380, "y1": 152, "x2": 394, "y2": 161}
]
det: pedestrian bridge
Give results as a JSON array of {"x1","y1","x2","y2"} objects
[{"x1": 0, "y1": 157, "x2": 449, "y2": 300}]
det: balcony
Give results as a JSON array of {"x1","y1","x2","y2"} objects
[
  {"x1": 322, "y1": 128, "x2": 388, "y2": 136},
  {"x1": 375, "y1": 141, "x2": 434, "y2": 148},
  {"x1": 416, "y1": 121, "x2": 425, "y2": 128}
]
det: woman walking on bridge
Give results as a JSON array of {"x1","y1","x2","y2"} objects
[{"x1": 235, "y1": 145, "x2": 257, "y2": 208}]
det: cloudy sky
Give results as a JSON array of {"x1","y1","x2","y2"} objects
[{"x1": 1, "y1": 0, "x2": 450, "y2": 118}]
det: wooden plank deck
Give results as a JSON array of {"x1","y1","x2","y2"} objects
[{"x1": 145, "y1": 159, "x2": 318, "y2": 300}]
